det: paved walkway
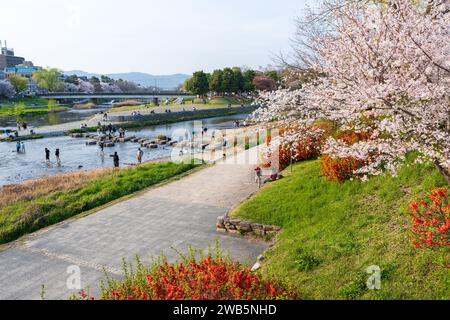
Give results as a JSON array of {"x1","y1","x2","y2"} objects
[{"x1": 0, "y1": 149, "x2": 266, "y2": 300}]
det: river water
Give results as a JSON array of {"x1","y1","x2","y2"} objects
[
  {"x1": 0, "y1": 106, "x2": 110, "y2": 129},
  {"x1": 0, "y1": 114, "x2": 248, "y2": 186}
]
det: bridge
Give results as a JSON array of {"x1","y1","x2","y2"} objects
[{"x1": 38, "y1": 92, "x2": 195, "y2": 101}]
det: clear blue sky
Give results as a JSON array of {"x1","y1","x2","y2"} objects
[{"x1": 0, "y1": 0, "x2": 315, "y2": 75}]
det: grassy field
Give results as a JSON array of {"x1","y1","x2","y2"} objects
[
  {"x1": 232, "y1": 156, "x2": 449, "y2": 299},
  {"x1": 0, "y1": 162, "x2": 198, "y2": 245},
  {"x1": 109, "y1": 96, "x2": 252, "y2": 113},
  {"x1": 0, "y1": 98, "x2": 67, "y2": 117},
  {"x1": 0, "y1": 97, "x2": 49, "y2": 108}
]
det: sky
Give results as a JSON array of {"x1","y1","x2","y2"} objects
[{"x1": 0, "y1": 0, "x2": 315, "y2": 75}]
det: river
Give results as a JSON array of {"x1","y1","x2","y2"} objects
[
  {"x1": 0, "y1": 106, "x2": 110, "y2": 129},
  {"x1": 0, "y1": 114, "x2": 248, "y2": 187}
]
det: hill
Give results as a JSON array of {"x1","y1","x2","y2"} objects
[
  {"x1": 232, "y1": 156, "x2": 449, "y2": 299},
  {"x1": 64, "y1": 70, "x2": 190, "y2": 90}
]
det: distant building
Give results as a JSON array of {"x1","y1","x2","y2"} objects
[
  {"x1": 0, "y1": 40, "x2": 26, "y2": 68},
  {"x1": 4, "y1": 66, "x2": 41, "y2": 94}
]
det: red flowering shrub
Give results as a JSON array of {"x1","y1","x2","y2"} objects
[
  {"x1": 320, "y1": 155, "x2": 367, "y2": 183},
  {"x1": 336, "y1": 131, "x2": 370, "y2": 145},
  {"x1": 320, "y1": 130, "x2": 372, "y2": 182},
  {"x1": 262, "y1": 126, "x2": 328, "y2": 170},
  {"x1": 82, "y1": 255, "x2": 297, "y2": 300},
  {"x1": 409, "y1": 188, "x2": 450, "y2": 249}
]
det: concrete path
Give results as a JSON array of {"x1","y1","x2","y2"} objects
[{"x1": 0, "y1": 149, "x2": 266, "y2": 300}]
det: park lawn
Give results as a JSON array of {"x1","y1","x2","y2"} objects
[
  {"x1": 0, "y1": 97, "x2": 48, "y2": 108},
  {"x1": 0, "y1": 105, "x2": 68, "y2": 117},
  {"x1": 233, "y1": 156, "x2": 450, "y2": 300},
  {"x1": 109, "y1": 97, "x2": 251, "y2": 113},
  {"x1": 0, "y1": 162, "x2": 198, "y2": 245}
]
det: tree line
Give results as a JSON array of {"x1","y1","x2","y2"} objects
[
  {"x1": 183, "y1": 67, "x2": 281, "y2": 97},
  {"x1": 0, "y1": 68, "x2": 157, "y2": 99}
]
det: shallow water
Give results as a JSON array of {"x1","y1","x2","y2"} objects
[
  {"x1": 0, "y1": 114, "x2": 248, "y2": 186},
  {"x1": 0, "y1": 106, "x2": 110, "y2": 129}
]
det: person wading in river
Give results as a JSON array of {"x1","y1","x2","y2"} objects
[
  {"x1": 137, "y1": 148, "x2": 144, "y2": 164},
  {"x1": 55, "y1": 148, "x2": 61, "y2": 167},
  {"x1": 45, "y1": 148, "x2": 50, "y2": 164},
  {"x1": 110, "y1": 152, "x2": 120, "y2": 168}
]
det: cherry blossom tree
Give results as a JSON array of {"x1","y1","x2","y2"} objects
[
  {"x1": 0, "y1": 80, "x2": 16, "y2": 99},
  {"x1": 253, "y1": 0, "x2": 450, "y2": 182},
  {"x1": 78, "y1": 80, "x2": 95, "y2": 94},
  {"x1": 100, "y1": 82, "x2": 122, "y2": 93}
]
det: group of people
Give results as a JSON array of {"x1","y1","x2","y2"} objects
[
  {"x1": 95, "y1": 123, "x2": 126, "y2": 139},
  {"x1": 16, "y1": 141, "x2": 25, "y2": 153},
  {"x1": 44, "y1": 147, "x2": 62, "y2": 166},
  {"x1": 108, "y1": 148, "x2": 144, "y2": 169},
  {"x1": 16, "y1": 122, "x2": 28, "y2": 131},
  {"x1": 254, "y1": 166, "x2": 283, "y2": 188}
]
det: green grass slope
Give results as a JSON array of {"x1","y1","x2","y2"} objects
[
  {"x1": 233, "y1": 157, "x2": 449, "y2": 299},
  {"x1": 0, "y1": 162, "x2": 197, "y2": 245}
]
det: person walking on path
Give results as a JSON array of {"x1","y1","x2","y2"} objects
[
  {"x1": 110, "y1": 152, "x2": 120, "y2": 168},
  {"x1": 20, "y1": 142, "x2": 25, "y2": 153},
  {"x1": 137, "y1": 148, "x2": 144, "y2": 164},
  {"x1": 55, "y1": 149, "x2": 61, "y2": 167},
  {"x1": 254, "y1": 166, "x2": 262, "y2": 188},
  {"x1": 45, "y1": 148, "x2": 50, "y2": 164}
]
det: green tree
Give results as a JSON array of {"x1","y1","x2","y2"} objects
[
  {"x1": 33, "y1": 68, "x2": 63, "y2": 92},
  {"x1": 264, "y1": 70, "x2": 280, "y2": 84},
  {"x1": 243, "y1": 69, "x2": 257, "y2": 92},
  {"x1": 101, "y1": 75, "x2": 114, "y2": 83},
  {"x1": 188, "y1": 71, "x2": 209, "y2": 97},
  {"x1": 9, "y1": 75, "x2": 28, "y2": 94},
  {"x1": 65, "y1": 75, "x2": 80, "y2": 85},
  {"x1": 231, "y1": 67, "x2": 244, "y2": 93},
  {"x1": 209, "y1": 70, "x2": 224, "y2": 95},
  {"x1": 221, "y1": 68, "x2": 234, "y2": 95},
  {"x1": 89, "y1": 76, "x2": 102, "y2": 92},
  {"x1": 183, "y1": 78, "x2": 193, "y2": 93}
]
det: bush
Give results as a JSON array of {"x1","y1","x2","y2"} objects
[
  {"x1": 409, "y1": 188, "x2": 449, "y2": 249},
  {"x1": 86, "y1": 253, "x2": 298, "y2": 300},
  {"x1": 262, "y1": 126, "x2": 327, "y2": 170},
  {"x1": 320, "y1": 155, "x2": 366, "y2": 183},
  {"x1": 335, "y1": 130, "x2": 370, "y2": 145},
  {"x1": 321, "y1": 129, "x2": 371, "y2": 182}
]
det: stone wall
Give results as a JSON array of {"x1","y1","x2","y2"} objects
[{"x1": 216, "y1": 216, "x2": 281, "y2": 237}]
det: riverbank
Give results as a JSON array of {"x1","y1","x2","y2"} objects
[
  {"x1": 0, "y1": 161, "x2": 199, "y2": 244},
  {"x1": 0, "y1": 147, "x2": 266, "y2": 300},
  {"x1": 0, "y1": 134, "x2": 44, "y2": 142},
  {"x1": 231, "y1": 156, "x2": 449, "y2": 299},
  {"x1": 68, "y1": 105, "x2": 256, "y2": 134}
]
